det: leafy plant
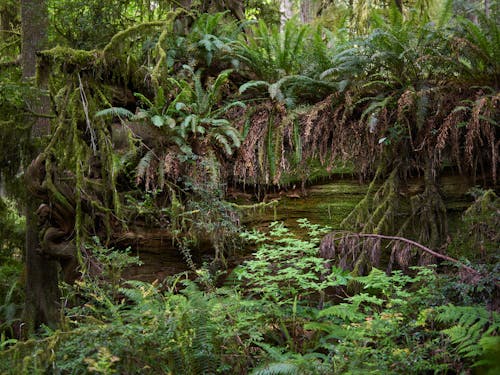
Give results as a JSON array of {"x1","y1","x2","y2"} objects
[
  {"x1": 97, "y1": 66, "x2": 244, "y2": 159},
  {"x1": 434, "y1": 304, "x2": 500, "y2": 370},
  {"x1": 236, "y1": 219, "x2": 344, "y2": 305},
  {"x1": 452, "y1": 11, "x2": 500, "y2": 86},
  {"x1": 234, "y1": 18, "x2": 308, "y2": 82},
  {"x1": 186, "y1": 11, "x2": 240, "y2": 68}
]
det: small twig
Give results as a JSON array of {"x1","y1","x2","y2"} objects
[
  {"x1": 24, "y1": 107, "x2": 56, "y2": 119},
  {"x1": 78, "y1": 73, "x2": 97, "y2": 154}
]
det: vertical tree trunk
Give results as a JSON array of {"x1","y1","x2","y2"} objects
[
  {"x1": 300, "y1": 0, "x2": 320, "y2": 23},
  {"x1": 21, "y1": 0, "x2": 60, "y2": 334},
  {"x1": 280, "y1": 0, "x2": 294, "y2": 27},
  {"x1": 395, "y1": 0, "x2": 403, "y2": 12}
]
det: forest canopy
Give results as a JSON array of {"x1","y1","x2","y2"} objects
[{"x1": 0, "y1": 0, "x2": 498, "y2": 374}]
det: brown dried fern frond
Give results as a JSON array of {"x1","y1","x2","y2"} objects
[
  {"x1": 436, "y1": 110, "x2": 464, "y2": 161},
  {"x1": 233, "y1": 106, "x2": 270, "y2": 183},
  {"x1": 465, "y1": 92, "x2": 499, "y2": 181}
]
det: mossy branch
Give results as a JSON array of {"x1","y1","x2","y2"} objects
[
  {"x1": 229, "y1": 199, "x2": 280, "y2": 210},
  {"x1": 101, "y1": 9, "x2": 186, "y2": 57},
  {"x1": 38, "y1": 46, "x2": 101, "y2": 71}
]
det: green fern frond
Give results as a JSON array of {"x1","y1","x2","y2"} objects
[
  {"x1": 213, "y1": 133, "x2": 233, "y2": 155},
  {"x1": 210, "y1": 69, "x2": 232, "y2": 102},
  {"x1": 251, "y1": 362, "x2": 300, "y2": 375},
  {"x1": 239, "y1": 80, "x2": 270, "y2": 94},
  {"x1": 318, "y1": 303, "x2": 365, "y2": 322},
  {"x1": 94, "y1": 107, "x2": 134, "y2": 119},
  {"x1": 435, "y1": 304, "x2": 500, "y2": 362},
  {"x1": 135, "y1": 150, "x2": 155, "y2": 184}
]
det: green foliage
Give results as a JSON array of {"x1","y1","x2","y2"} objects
[
  {"x1": 185, "y1": 12, "x2": 240, "y2": 68},
  {"x1": 0, "y1": 76, "x2": 36, "y2": 195},
  {"x1": 0, "y1": 197, "x2": 25, "y2": 256},
  {"x1": 234, "y1": 19, "x2": 308, "y2": 82},
  {"x1": 240, "y1": 75, "x2": 338, "y2": 108},
  {"x1": 453, "y1": 11, "x2": 500, "y2": 85},
  {"x1": 97, "y1": 66, "x2": 243, "y2": 158},
  {"x1": 2, "y1": 220, "x2": 499, "y2": 374},
  {"x1": 2, "y1": 1, "x2": 499, "y2": 374},
  {"x1": 236, "y1": 219, "x2": 341, "y2": 304},
  {"x1": 48, "y1": 0, "x2": 171, "y2": 49},
  {"x1": 448, "y1": 189, "x2": 499, "y2": 261},
  {"x1": 435, "y1": 304, "x2": 500, "y2": 368},
  {"x1": 0, "y1": 198, "x2": 24, "y2": 342},
  {"x1": 250, "y1": 344, "x2": 330, "y2": 375}
]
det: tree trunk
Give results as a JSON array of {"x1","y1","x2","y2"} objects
[
  {"x1": 280, "y1": 0, "x2": 294, "y2": 27},
  {"x1": 300, "y1": 0, "x2": 320, "y2": 23},
  {"x1": 21, "y1": 0, "x2": 60, "y2": 334},
  {"x1": 394, "y1": 0, "x2": 403, "y2": 13}
]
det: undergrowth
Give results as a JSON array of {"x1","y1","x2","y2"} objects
[{"x1": 0, "y1": 219, "x2": 497, "y2": 374}]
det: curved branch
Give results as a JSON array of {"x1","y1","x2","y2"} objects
[{"x1": 330, "y1": 231, "x2": 481, "y2": 276}]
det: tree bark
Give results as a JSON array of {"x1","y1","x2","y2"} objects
[
  {"x1": 280, "y1": 0, "x2": 294, "y2": 27},
  {"x1": 393, "y1": 0, "x2": 403, "y2": 13},
  {"x1": 21, "y1": 0, "x2": 60, "y2": 333},
  {"x1": 300, "y1": 0, "x2": 320, "y2": 23}
]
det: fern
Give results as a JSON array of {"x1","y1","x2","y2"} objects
[
  {"x1": 135, "y1": 149, "x2": 155, "y2": 185},
  {"x1": 455, "y1": 12, "x2": 500, "y2": 85},
  {"x1": 250, "y1": 343, "x2": 327, "y2": 375},
  {"x1": 94, "y1": 106, "x2": 135, "y2": 119},
  {"x1": 318, "y1": 303, "x2": 365, "y2": 322},
  {"x1": 435, "y1": 304, "x2": 500, "y2": 363},
  {"x1": 251, "y1": 362, "x2": 300, "y2": 375},
  {"x1": 234, "y1": 19, "x2": 309, "y2": 82}
]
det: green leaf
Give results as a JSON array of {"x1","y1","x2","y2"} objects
[
  {"x1": 239, "y1": 81, "x2": 269, "y2": 94},
  {"x1": 151, "y1": 115, "x2": 164, "y2": 127},
  {"x1": 95, "y1": 107, "x2": 134, "y2": 119},
  {"x1": 175, "y1": 102, "x2": 187, "y2": 111},
  {"x1": 165, "y1": 116, "x2": 176, "y2": 128}
]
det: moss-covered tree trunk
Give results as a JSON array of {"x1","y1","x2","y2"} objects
[{"x1": 21, "y1": 0, "x2": 60, "y2": 333}]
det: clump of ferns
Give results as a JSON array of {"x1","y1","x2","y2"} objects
[
  {"x1": 233, "y1": 19, "x2": 308, "y2": 83},
  {"x1": 448, "y1": 11, "x2": 500, "y2": 87},
  {"x1": 96, "y1": 67, "x2": 244, "y2": 259},
  {"x1": 97, "y1": 65, "x2": 244, "y2": 188},
  {"x1": 183, "y1": 11, "x2": 241, "y2": 71},
  {"x1": 235, "y1": 20, "x2": 341, "y2": 108}
]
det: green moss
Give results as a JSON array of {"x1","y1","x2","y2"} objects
[
  {"x1": 38, "y1": 46, "x2": 101, "y2": 71},
  {"x1": 102, "y1": 20, "x2": 170, "y2": 55},
  {"x1": 241, "y1": 179, "x2": 366, "y2": 237}
]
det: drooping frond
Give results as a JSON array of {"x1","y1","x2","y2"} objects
[{"x1": 94, "y1": 107, "x2": 134, "y2": 119}]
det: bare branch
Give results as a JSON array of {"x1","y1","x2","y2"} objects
[{"x1": 331, "y1": 231, "x2": 481, "y2": 276}]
